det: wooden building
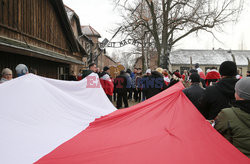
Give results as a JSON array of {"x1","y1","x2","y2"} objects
[
  {"x1": 81, "y1": 25, "x2": 102, "y2": 65},
  {"x1": 64, "y1": 6, "x2": 117, "y2": 71},
  {"x1": 0, "y1": 0, "x2": 87, "y2": 79},
  {"x1": 65, "y1": 5, "x2": 92, "y2": 69}
]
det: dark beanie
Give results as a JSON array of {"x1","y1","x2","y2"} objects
[
  {"x1": 195, "y1": 63, "x2": 199, "y2": 68},
  {"x1": 189, "y1": 69, "x2": 198, "y2": 74},
  {"x1": 103, "y1": 66, "x2": 109, "y2": 72},
  {"x1": 190, "y1": 73, "x2": 200, "y2": 83},
  {"x1": 219, "y1": 61, "x2": 237, "y2": 77}
]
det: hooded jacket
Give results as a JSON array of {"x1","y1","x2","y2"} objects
[
  {"x1": 145, "y1": 71, "x2": 167, "y2": 99},
  {"x1": 200, "y1": 77, "x2": 238, "y2": 120},
  {"x1": 215, "y1": 100, "x2": 250, "y2": 158}
]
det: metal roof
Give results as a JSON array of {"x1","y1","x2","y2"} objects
[{"x1": 170, "y1": 49, "x2": 250, "y2": 66}]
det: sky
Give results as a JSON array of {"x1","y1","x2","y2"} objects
[{"x1": 63, "y1": 0, "x2": 250, "y2": 54}]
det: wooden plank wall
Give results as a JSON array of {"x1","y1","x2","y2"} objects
[
  {"x1": 0, "y1": 0, "x2": 75, "y2": 57},
  {"x1": 0, "y1": 51, "x2": 70, "y2": 79}
]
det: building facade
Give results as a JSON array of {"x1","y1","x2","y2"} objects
[
  {"x1": 0, "y1": 0, "x2": 87, "y2": 79},
  {"x1": 134, "y1": 49, "x2": 250, "y2": 77},
  {"x1": 170, "y1": 49, "x2": 250, "y2": 76}
]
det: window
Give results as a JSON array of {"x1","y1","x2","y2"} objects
[{"x1": 180, "y1": 67, "x2": 190, "y2": 74}]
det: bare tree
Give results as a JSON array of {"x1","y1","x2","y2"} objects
[
  {"x1": 113, "y1": 0, "x2": 244, "y2": 70},
  {"x1": 109, "y1": 50, "x2": 141, "y2": 69}
]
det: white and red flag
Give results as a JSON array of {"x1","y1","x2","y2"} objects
[
  {"x1": 0, "y1": 73, "x2": 116, "y2": 164},
  {"x1": 0, "y1": 75, "x2": 248, "y2": 164}
]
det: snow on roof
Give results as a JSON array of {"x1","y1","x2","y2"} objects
[
  {"x1": 81, "y1": 25, "x2": 101, "y2": 38},
  {"x1": 231, "y1": 50, "x2": 250, "y2": 66},
  {"x1": 64, "y1": 5, "x2": 74, "y2": 20},
  {"x1": 170, "y1": 49, "x2": 250, "y2": 66}
]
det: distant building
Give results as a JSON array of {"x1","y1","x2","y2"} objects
[
  {"x1": 170, "y1": 49, "x2": 250, "y2": 76},
  {"x1": 134, "y1": 51, "x2": 158, "y2": 71},
  {"x1": 134, "y1": 49, "x2": 250, "y2": 76},
  {"x1": 98, "y1": 54, "x2": 117, "y2": 70},
  {"x1": 65, "y1": 6, "x2": 117, "y2": 71},
  {"x1": 65, "y1": 5, "x2": 92, "y2": 70},
  {"x1": 0, "y1": 0, "x2": 87, "y2": 79}
]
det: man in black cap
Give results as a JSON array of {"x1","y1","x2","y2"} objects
[
  {"x1": 190, "y1": 69, "x2": 206, "y2": 88},
  {"x1": 200, "y1": 61, "x2": 238, "y2": 120},
  {"x1": 183, "y1": 73, "x2": 205, "y2": 115}
]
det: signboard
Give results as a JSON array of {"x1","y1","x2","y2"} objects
[{"x1": 99, "y1": 39, "x2": 154, "y2": 48}]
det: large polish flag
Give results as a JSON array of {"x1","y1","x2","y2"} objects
[
  {"x1": 1, "y1": 74, "x2": 248, "y2": 164},
  {"x1": 0, "y1": 73, "x2": 116, "y2": 164},
  {"x1": 36, "y1": 83, "x2": 249, "y2": 164}
]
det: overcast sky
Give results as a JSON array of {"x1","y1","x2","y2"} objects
[{"x1": 63, "y1": 0, "x2": 250, "y2": 53}]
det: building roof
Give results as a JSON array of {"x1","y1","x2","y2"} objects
[
  {"x1": 231, "y1": 50, "x2": 250, "y2": 66},
  {"x1": 81, "y1": 25, "x2": 101, "y2": 38},
  {"x1": 64, "y1": 5, "x2": 75, "y2": 20},
  {"x1": 64, "y1": 5, "x2": 83, "y2": 37},
  {"x1": 104, "y1": 55, "x2": 117, "y2": 64},
  {"x1": 50, "y1": 0, "x2": 86, "y2": 54},
  {"x1": 170, "y1": 49, "x2": 250, "y2": 66}
]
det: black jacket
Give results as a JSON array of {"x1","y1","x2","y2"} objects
[
  {"x1": 114, "y1": 74, "x2": 127, "y2": 93},
  {"x1": 200, "y1": 78, "x2": 238, "y2": 120},
  {"x1": 145, "y1": 71, "x2": 167, "y2": 99},
  {"x1": 183, "y1": 83, "x2": 205, "y2": 115},
  {"x1": 82, "y1": 70, "x2": 93, "y2": 79}
]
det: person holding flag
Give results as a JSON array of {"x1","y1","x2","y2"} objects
[{"x1": 100, "y1": 66, "x2": 114, "y2": 101}]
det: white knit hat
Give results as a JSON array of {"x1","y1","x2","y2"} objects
[
  {"x1": 146, "y1": 69, "x2": 151, "y2": 74},
  {"x1": 15, "y1": 64, "x2": 29, "y2": 77}
]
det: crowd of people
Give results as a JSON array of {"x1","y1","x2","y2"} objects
[
  {"x1": 1, "y1": 61, "x2": 250, "y2": 157},
  {"x1": 80, "y1": 61, "x2": 250, "y2": 157},
  {"x1": 0, "y1": 64, "x2": 29, "y2": 84}
]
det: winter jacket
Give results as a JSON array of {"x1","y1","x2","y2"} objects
[
  {"x1": 136, "y1": 76, "x2": 142, "y2": 89},
  {"x1": 77, "y1": 73, "x2": 83, "y2": 81},
  {"x1": 82, "y1": 70, "x2": 93, "y2": 79},
  {"x1": 200, "y1": 77, "x2": 238, "y2": 120},
  {"x1": 183, "y1": 83, "x2": 205, "y2": 115},
  {"x1": 68, "y1": 75, "x2": 77, "y2": 81},
  {"x1": 125, "y1": 73, "x2": 132, "y2": 89},
  {"x1": 168, "y1": 75, "x2": 181, "y2": 88},
  {"x1": 114, "y1": 74, "x2": 128, "y2": 93},
  {"x1": 196, "y1": 68, "x2": 206, "y2": 79},
  {"x1": 100, "y1": 72, "x2": 114, "y2": 96},
  {"x1": 131, "y1": 72, "x2": 136, "y2": 88},
  {"x1": 215, "y1": 100, "x2": 250, "y2": 158},
  {"x1": 145, "y1": 71, "x2": 167, "y2": 99}
]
